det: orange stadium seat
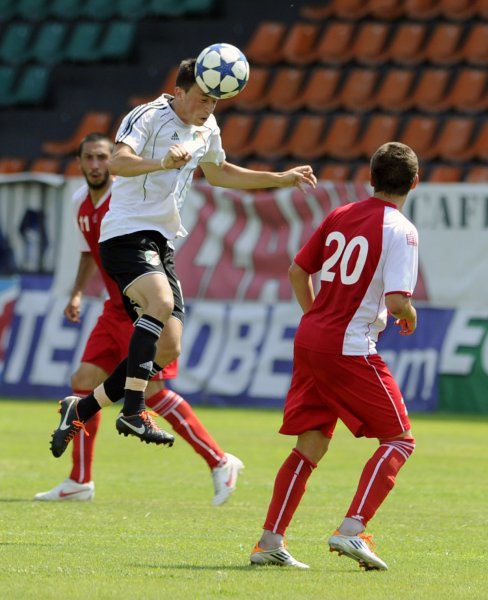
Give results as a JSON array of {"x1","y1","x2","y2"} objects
[
  {"x1": 281, "y1": 22, "x2": 321, "y2": 66},
  {"x1": 358, "y1": 114, "x2": 401, "y2": 158},
  {"x1": 375, "y1": 68, "x2": 416, "y2": 112},
  {"x1": 244, "y1": 22, "x2": 287, "y2": 65},
  {"x1": 315, "y1": 22, "x2": 357, "y2": 65},
  {"x1": 350, "y1": 22, "x2": 391, "y2": 66},
  {"x1": 318, "y1": 162, "x2": 351, "y2": 181},
  {"x1": 266, "y1": 67, "x2": 307, "y2": 112},
  {"x1": 404, "y1": 0, "x2": 441, "y2": 19},
  {"x1": 285, "y1": 115, "x2": 328, "y2": 160},
  {"x1": 30, "y1": 158, "x2": 61, "y2": 173},
  {"x1": 299, "y1": 3, "x2": 333, "y2": 20},
  {"x1": 42, "y1": 112, "x2": 113, "y2": 156},
  {"x1": 446, "y1": 69, "x2": 488, "y2": 113},
  {"x1": 460, "y1": 23, "x2": 488, "y2": 66},
  {"x1": 251, "y1": 114, "x2": 291, "y2": 159},
  {"x1": 422, "y1": 23, "x2": 464, "y2": 66},
  {"x1": 352, "y1": 163, "x2": 371, "y2": 183},
  {"x1": 411, "y1": 68, "x2": 452, "y2": 113},
  {"x1": 325, "y1": 0, "x2": 371, "y2": 18},
  {"x1": 220, "y1": 114, "x2": 255, "y2": 159},
  {"x1": 367, "y1": 0, "x2": 406, "y2": 19},
  {"x1": 398, "y1": 115, "x2": 440, "y2": 160},
  {"x1": 387, "y1": 22, "x2": 428, "y2": 65},
  {"x1": 465, "y1": 165, "x2": 488, "y2": 182},
  {"x1": 475, "y1": 0, "x2": 488, "y2": 18},
  {"x1": 230, "y1": 66, "x2": 270, "y2": 112},
  {"x1": 320, "y1": 114, "x2": 363, "y2": 160},
  {"x1": 302, "y1": 67, "x2": 343, "y2": 112},
  {"x1": 64, "y1": 157, "x2": 81, "y2": 177},
  {"x1": 470, "y1": 122, "x2": 488, "y2": 161},
  {"x1": 0, "y1": 158, "x2": 26, "y2": 173},
  {"x1": 428, "y1": 165, "x2": 463, "y2": 182},
  {"x1": 433, "y1": 117, "x2": 476, "y2": 162},
  {"x1": 439, "y1": 0, "x2": 476, "y2": 19},
  {"x1": 340, "y1": 68, "x2": 380, "y2": 112}
]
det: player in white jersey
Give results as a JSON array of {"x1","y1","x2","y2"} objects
[
  {"x1": 49, "y1": 57, "x2": 317, "y2": 457},
  {"x1": 250, "y1": 142, "x2": 419, "y2": 571}
]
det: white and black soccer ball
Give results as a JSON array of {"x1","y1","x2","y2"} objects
[{"x1": 195, "y1": 43, "x2": 250, "y2": 100}]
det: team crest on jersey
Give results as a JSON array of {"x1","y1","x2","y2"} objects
[
  {"x1": 144, "y1": 250, "x2": 161, "y2": 266},
  {"x1": 192, "y1": 131, "x2": 204, "y2": 142},
  {"x1": 406, "y1": 231, "x2": 418, "y2": 246}
]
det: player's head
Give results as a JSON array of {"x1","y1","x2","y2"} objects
[
  {"x1": 172, "y1": 58, "x2": 218, "y2": 126},
  {"x1": 370, "y1": 142, "x2": 419, "y2": 197},
  {"x1": 77, "y1": 133, "x2": 114, "y2": 191}
]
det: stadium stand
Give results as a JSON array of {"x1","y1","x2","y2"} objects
[{"x1": 1, "y1": 0, "x2": 488, "y2": 180}]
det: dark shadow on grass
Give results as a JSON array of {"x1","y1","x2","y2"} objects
[
  {"x1": 130, "y1": 563, "x2": 308, "y2": 572},
  {"x1": 0, "y1": 498, "x2": 33, "y2": 502}
]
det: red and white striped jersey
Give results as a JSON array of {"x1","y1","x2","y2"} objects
[
  {"x1": 72, "y1": 184, "x2": 124, "y2": 311},
  {"x1": 294, "y1": 196, "x2": 418, "y2": 355}
]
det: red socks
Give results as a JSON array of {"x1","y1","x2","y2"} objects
[
  {"x1": 146, "y1": 389, "x2": 225, "y2": 469},
  {"x1": 69, "y1": 390, "x2": 101, "y2": 483},
  {"x1": 346, "y1": 437, "x2": 416, "y2": 527},
  {"x1": 263, "y1": 448, "x2": 317, "y2": 535}
]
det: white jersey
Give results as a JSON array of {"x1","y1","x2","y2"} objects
[{"x1": 100, "y1": 94, "x2": 225, "y2": 242}]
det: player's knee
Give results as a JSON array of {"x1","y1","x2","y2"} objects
[{"x1": 146, "y1": 297, "x2": 174, "y2": 324}]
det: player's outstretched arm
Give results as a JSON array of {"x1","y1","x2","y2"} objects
[
  {"x1": 108, "y1": 143, "x2": 191, "y2": 177},
  {"x1": 201, "y1": 161, "x2": 317, "y2": 191}
]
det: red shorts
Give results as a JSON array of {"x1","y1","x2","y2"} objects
[
  {"x1": 81, "y1": 301, "x2": 178, "y2": 380},
  {"x1": 280, "y1": 346, "x2": 410, "y2": 439}
]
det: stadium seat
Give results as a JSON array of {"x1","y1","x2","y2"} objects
[
  {"x1": 446, "y1": 69, "x2": 488, "y2": 113},
  {"x1": 230, "y1": 67, "x2": 271, "y2": 112},
  {"x1": 299, "y1": 3, "x2": 333, "y2": 19},
  {"x1": 0, "y1": 65, "x2": 16, "y2": 107},
  {"x1": 28, "y1": 22, "x2": 68, "y2": 65},
  {"x1": 352, "y1": 163, "x2": 371, "y2": 183},
  {"x1": 411, "y1": 68, "x2": 452, "y2": 113},
  {"x1": 465, "y1": 165, "x2": 488, "y2": 182},
  {"x1": 404, "y1": 0, "x2": 441, "y2": 19},
  {"x1": 281, "y1": 22, "x2": 321, "y2": 66},
  {"x1": 319, "y1": 114, "x2": 363, "y2": 160},
  {"x1": 367, "y1": 0, "x2": 406, "y2": 19},
  {"x1": 13, "y1": 65, "x2": 51, "y2": 106},
  {"x1": 324, "y1": 0, "x2": 371, "y2": 18},
  {"x1": 350, "y1": 22, "x2": 391, "y2": 66},
  {"x1": 339, "y1": 68, "x2": 380, "y2": 112},
  {"x1": 251, "y1": 114, "x2": 291, "y2": 159},
  {"x1": 422, "y1": 23, "x2": 464, "y2": 65},
  {"x1": 30, "y1": 158, "x2": 61, "y2": 173},
  {"x1": 302, "y1": 67, "x2": 343, "y2": 112},
  {"x1": 427, "y1": 165, "x2": 463, "y2": 182},
  {"x1": 440, "y1": 0, "x2": 476, "y2": 19},
  {"x1": 17, "y1": 0, "x2": 50, "y2": 20},
  {"x1": 244, "y1": 22, "x2": 287, "y2": 66},
  {"x1": 220, "y1": 114, "x2": 255, "y2": 158},
  {"x1": 375, "y1": 68, "x2": 416, "y2": 112},
  {"x1": 285, "y1": 115, "x2": 328, "y2": 160},
  {"x1": 65, "y1": 22, "x2": 104, "y2": 63},
  {"x1": 0, "y1": 158, "x2": 27, "y2": 173},
  {"x1": 49, "y1": 0, "x2": 83, "y2": 19},
  {"x1": 0, "y1": 23, "x2": 33, "y2": 65},
  {"x1": 318, "y1": 162, "x2": 351, "y2": 181},
  {"x1": 315, "y1": 22, "x2": 357, "y2": 65},
  {"x1": 99, "y1": 21, "x2": 136, "y2": 60},
  {"x1": 42, "y1": 112, "x2": 113, "y2": 156},
  {"x1": 475, "y1": 0, "x2": 488, "y2": 18},
  {"x1": 82, "y1": 0, "x2": 117, "y2": 19},
  {"x1": 433, "y1": 117, "x2": 476, "y2": 162},
  {"x1": 266, "y1": 68, "x2": 307, "y2": 112},
  {"x1": 64, "y1": 158, "x2": 82, "y2": 177},
  {"x1": 358, "y1": 114, "x2": 401, "y2": 158},
  {"x1": 387, "y1": 22, "x2": 428, "y2": 65},
  {"x1": 116, "y1": 0, "x2": 149, "y2": 19},
  {"x1": 128, "y1": 66, "x2": 177, "y2": 107},
  {"x1": 398, "y1": 116, "x2": 440, "y2": 160},
  {"x1": 460, "y1": 24, "x2": 488, "y2": 66}
]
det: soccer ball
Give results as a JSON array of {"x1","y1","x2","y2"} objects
[{"x1": 195, "y1": 43, "x2": 250, "y2": 100}]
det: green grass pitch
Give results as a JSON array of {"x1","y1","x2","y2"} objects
[{"x1": 0, "y1": 400, "x2": 487, "y2": 599}]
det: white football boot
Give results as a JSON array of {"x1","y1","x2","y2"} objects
[
  {"x1": 328, "y1": 530, "x2": 388, "y2": 570},
  {"x1": 34, "y1": 478, "x2": 95, "y2": 501},
  {"x1": 211, "y1": 453, "x2": 244, "y2": 506},
  {"x1": 250, "y1": 543, "x2": 310, "y2": 569}
]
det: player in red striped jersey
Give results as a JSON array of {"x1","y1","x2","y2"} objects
[
  {"x1": 251, "y1": 142, "x2": 419, "y2": 570},
  {"x1": 36, "y1": 133, "x2": 242, "y2": 505}
]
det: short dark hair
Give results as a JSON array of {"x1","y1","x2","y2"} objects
[
  {"x1": 77, "y1": 132, "x2": 113, "y2": 157},
  {"x1": 176, "y1": 58, "x2": 197, "y2": 91},
  {"x1": 370, "y1": 142, "x2": 418, "y2": 196}
]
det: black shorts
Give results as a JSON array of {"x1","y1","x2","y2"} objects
[{"x1": 99, "y1": 230, "x2": 184, "y2": 324}]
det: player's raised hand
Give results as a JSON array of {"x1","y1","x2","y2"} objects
[
  {"x1": 161, "y1": 144, "x2": 192, "y2": 170},
  {"x1": 394, "y1": 317, "x2": 416, "y2": 336},
  {"x1": 281, "y1": 165, "x2": 317, "y2": 191}
]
